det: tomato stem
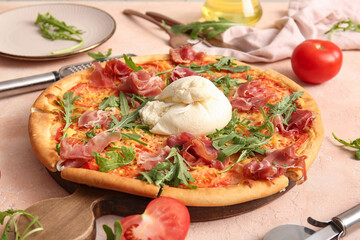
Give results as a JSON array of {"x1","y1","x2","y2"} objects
[{"x1": 315, "y1": 43, "x2": 324, "y2": 50}]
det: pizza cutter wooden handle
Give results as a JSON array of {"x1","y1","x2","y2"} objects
[{"x1": 16, "y1": 186, "x2": 102, "y2": 240}]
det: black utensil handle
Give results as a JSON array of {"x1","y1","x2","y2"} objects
[
  {"x1": 333, "y1": 203, "x2": 360, "y2": 236},
  {"x1": 0, "y1": 71, "x2": 59, "y2": 98}
]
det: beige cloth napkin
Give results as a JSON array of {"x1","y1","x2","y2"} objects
[{"x1": 192, "y1": 0, "x2": 360, "y2": 63}]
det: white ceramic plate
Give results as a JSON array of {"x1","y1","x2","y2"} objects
[{"x1": 0, "y1": 3, "x2": 116, "y2": 61}]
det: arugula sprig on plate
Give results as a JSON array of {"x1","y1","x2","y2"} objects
[
  {"x1": 0, "y1": 209, "x2": 43, "y2": 240},
  {"x1": 35, "y1": 13, "x2": 84, "y2": 54}
]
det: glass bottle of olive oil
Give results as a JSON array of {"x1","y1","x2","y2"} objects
[{"x1": 202, "y1": 0, "x2": 262, "y2": 26}]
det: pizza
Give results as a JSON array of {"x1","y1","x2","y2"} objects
[{"x1": 29, "y1": 45, "x2": 323, "y2": 207}]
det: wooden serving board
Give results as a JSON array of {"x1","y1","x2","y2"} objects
[{"x1": 17, "y1": 170, "x2": 295, "y2": 240}]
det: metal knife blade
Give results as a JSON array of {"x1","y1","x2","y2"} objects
[
  {"x1": 0, "y1": 54, "x2": 135, "y2": 98},
  {"x1": 305, "y1": 223, "x2": 341, "y2": 240}
]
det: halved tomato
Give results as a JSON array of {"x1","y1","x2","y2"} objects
[{"x1": 121, "y1": 197, "x2": 190, "y2": 240}]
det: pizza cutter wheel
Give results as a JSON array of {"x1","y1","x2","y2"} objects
[{"x1": 264, "y1": 203, "x2": 360, "y2": 240}]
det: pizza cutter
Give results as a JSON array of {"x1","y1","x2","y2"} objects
[{"x1": 264, "y1": 203, "x2": 360, "y2": 240}]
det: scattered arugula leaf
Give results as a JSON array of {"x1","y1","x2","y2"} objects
[
  {"x1": 103, "y1": 221, "x2": 122, "y2": 240},
  {"x1": 56, "y1": 91, "x2": 81, "y2": 132},
  {"x1": 123, "y1": 54, "x2": 143, "y2": 72},
  {"x1": 332, "y1": 133, "x2": 360, "y2": 160},
  {"x1": 171, "y1": 18, "x2": 238, "y2": 39},
  {"x1": 0, "y1": 209, "x2": 43, "y2": 240},
  {"x1": 138, "y1": 148, "x2": 196, "y2": 188},
  {"x1": 267, "y1": 91, "x2": 303, "y2": 126},
  {"x1": 88, "y1": 48, "x2": 112, "y2": 60},
  {"x1": 35, "y1": 13, "x2": 84, "y2": 54},
  {"x1": 93, "y1": 146, "x2": 136, "y2": 172},
  {"x1": 325, "y1": 18, "x2": 360, "y2": 41}
]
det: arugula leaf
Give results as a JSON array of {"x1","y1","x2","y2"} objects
[
  {"x1": 98, "y1": 92, "x2": 133, "y2": 114},
  {"x1": 208, "y1": 110, "x2": 246, "y2": 139},
  {"x1": 179, "y1": 56, "x2": 251, "y2": 74},
  {"x1": 127, "y1": 93, "x2": 150, "y2": 107},
  {"x1": 103, "y1": 221, "x2": 122, "y2": 240},
  {"x1": 247, "y1": 108, "x2": 274, "y2": 139},
  {"x1": 211, "y1": 108, "x2": 274, "y2": 172},
  {"x1": 0, "y1": 209, "x2": 43, "y2": 240},
  {"x1": 108, "y1": 100, "x2": 149, "y2": 130},
  {"x1": 88, "y1": 48, "x2": 112, "y2": 60},
  {"x1": 138, "y1": 148, "x2": 196, "y2": 188},
  {"x1": 171, "y1": 18, "x2": 238, "y2": 39},
  {"x1": 35, "y1": 13, "x2": 84, "y2": 54},
  {"x1": 99, "y1": 95, "x2": 119, "y2": 110},
  {"x1": 267, "y1": 91, "x2": 303, "y2": 126},
  {"x1": 123, "y1": 54, "x2": 143, "y2": 72},
  {"x1": 121, "y1": 132, "x2": 148, "y2": 146},
  {"x1": 119, "y1": 92, "x2": 130, "y2": 116},
  {"x1": 56, "y1": 132, "x2": 68, "y2": 153},
  {"x1": 212, "y1": 75, "x2": 240, "y2": 96},
  {"x1": 325, "y1": 18, "x2": 360, "y2": 41},
  {"x1": 86, "y1": 124, "x2": 101, "y2": 139},
  {"x1": 332, "y1": 133, "x2": 360, "y2": 160},
  {"x1": 93, "y1": 146, "x2": 136, "y2": 172},
  {"x1": 56, "y1": 91, "x2": 81, "y2": 132}
]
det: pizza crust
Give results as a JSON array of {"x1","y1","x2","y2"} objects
[
  {"x1": 61, "y1": 168, "x2": 160, "y2": 199},
  {"x1": 160, "y1": 175, "x2": 289, "y2": 206},
  {"x1": 29, "y1": 111, "x2": 61, "y2": 172}
]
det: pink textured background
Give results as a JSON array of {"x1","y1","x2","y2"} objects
[{"x1": 0, "y1": 1, "x2": 359, "y2": 239}]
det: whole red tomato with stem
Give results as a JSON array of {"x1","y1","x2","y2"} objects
[
  {"x1": 291, "y1": 39, "x2": 343, "y2": 84},
  {"x1": 120, "y1": 197, "x2": 190, "y2": 240}
]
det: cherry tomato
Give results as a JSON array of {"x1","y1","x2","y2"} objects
[
  {"x1": 121, "y1": 197, "x2": 190, "y2": 240},
  {"x1": 291, "y1": 39, "x2": 342, "y2": 84}
]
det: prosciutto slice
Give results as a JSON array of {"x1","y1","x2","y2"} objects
[
  {"x1": 169, "y1": 45, "x2": 206, "y2": 63},
  {"x1": 118, "y1": 70, "x2": 166, "y2": 97},
  {"x1": 167, "y1": 132, "x2": 224, "y2": 169},
  {"x1": 242, "y1": 145, "x2": 307, "y2": 181},
  {"x1": 90, "y1": 60, "x2": 133, "y2": 88},
  {"x1": 78, "y1": 109, "x2": 114, "y2": 128},
  {"x1": 57, "y1": 131, "x2": 121, "y2": 171},
  {"x1": 230, "y1": 80, "x2": 275, "y2": 111},
  {"x1": 137, "y1": 146, "x2": 171, "y2": 171},
  {"x1": 168, "y1": 67, "x2": 198, "y2": 83},
  {"x1": 272, "y1": 109, "x2": 315, "y2": 136},
  {"x1": 90, "y1": 62, "x2": 115, "y2": 88}
]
